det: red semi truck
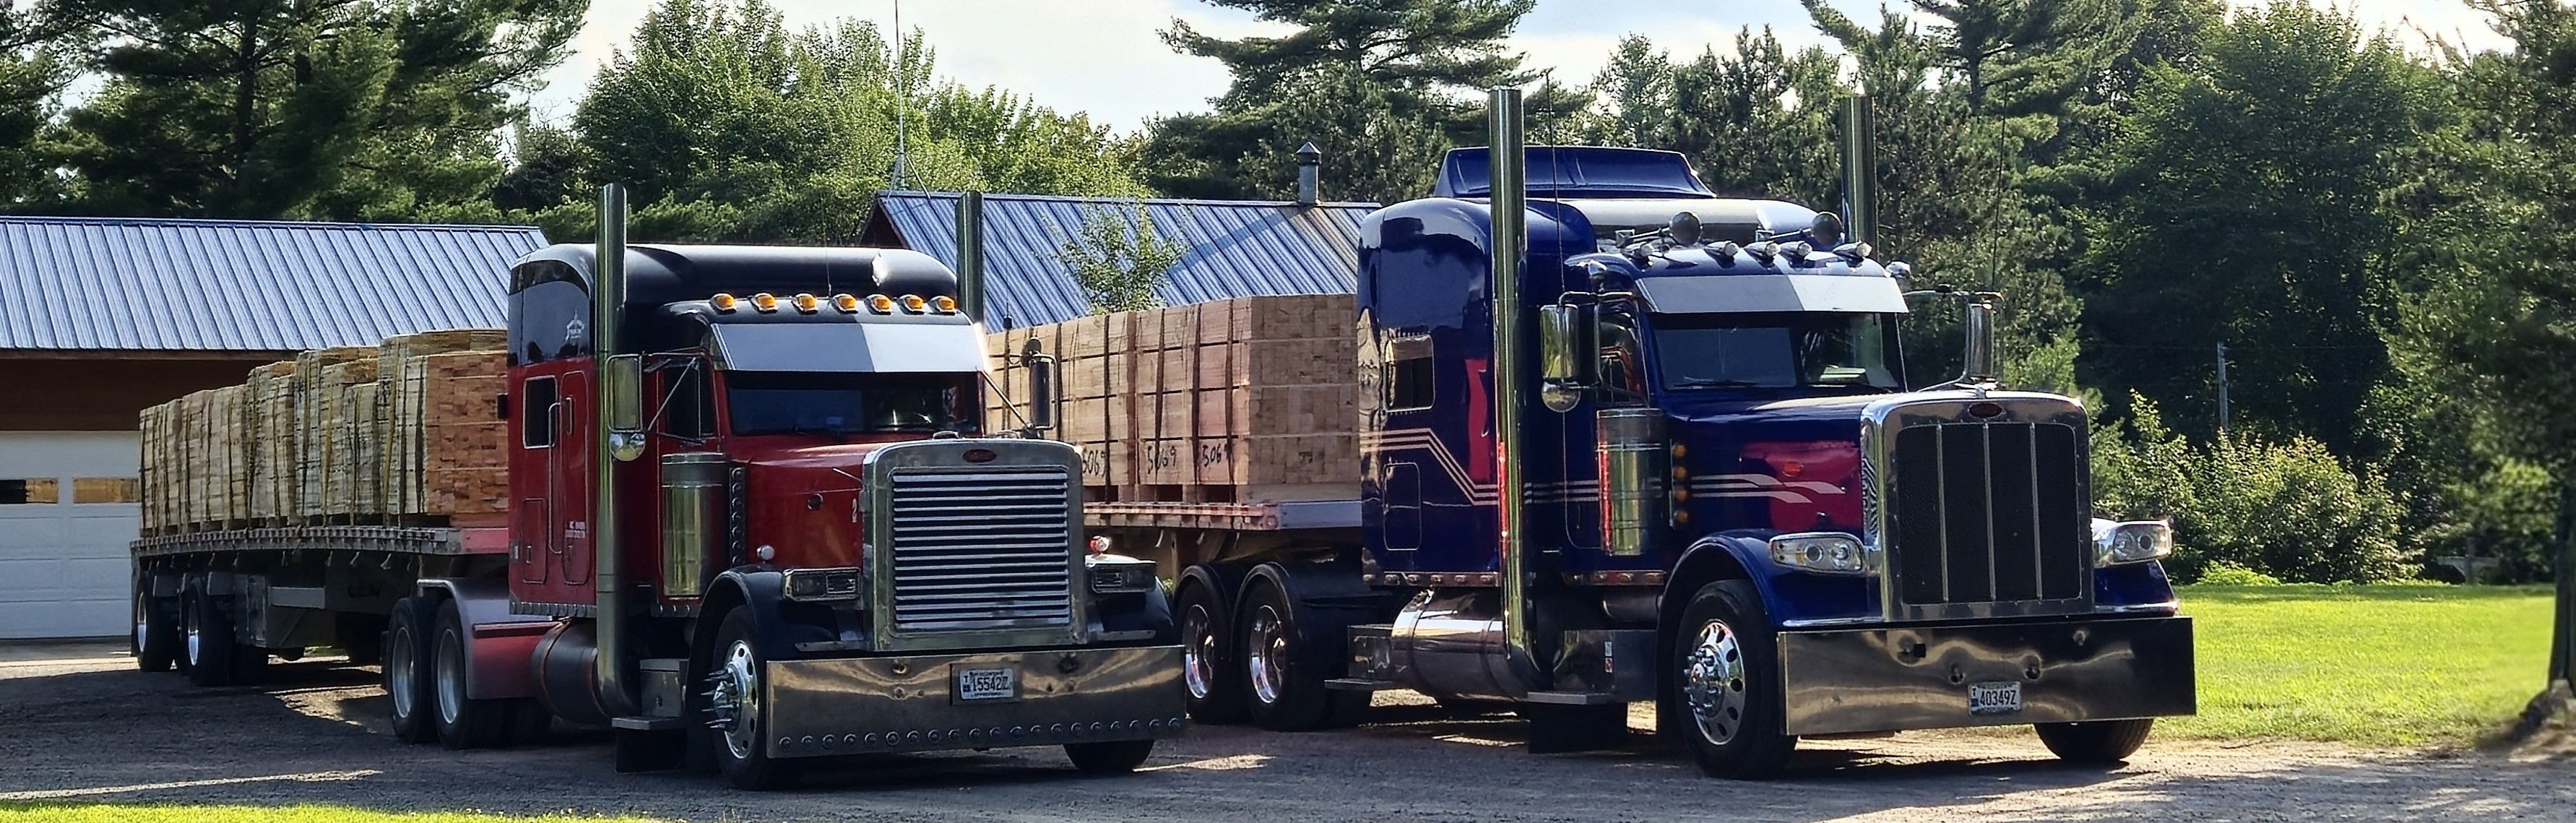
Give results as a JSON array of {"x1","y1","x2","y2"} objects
[{"x1": 129, "y1": 187, "x2": 1186, "y2": 788}]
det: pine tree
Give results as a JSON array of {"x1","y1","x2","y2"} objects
[{"x1": 46, "y1": 0, "x2": 584, "y2": 220}]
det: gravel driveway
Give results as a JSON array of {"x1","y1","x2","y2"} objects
[{"x1": 1, "y1": 648, "x2": 2567, "y2": 822}]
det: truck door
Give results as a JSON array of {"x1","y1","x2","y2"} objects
[{"x1": 553, "y1": 369, "x2": 594, "y2": 586}]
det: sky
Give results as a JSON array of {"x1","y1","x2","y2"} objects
[{"x1": 528, "y1": 0, "x2": 2510, "y2": 132}]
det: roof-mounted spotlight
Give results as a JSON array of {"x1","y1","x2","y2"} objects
[{"x1": 1667, "y1": 211, "x2": 1703, "y2": 246}]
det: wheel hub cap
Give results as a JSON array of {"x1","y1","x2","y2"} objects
[
  {"x1": 1183, "y1": 605, "x2": 1216, "y2": 699},
  {"x1": 705, "y1": 641, "x2": 761, "y2": 759},
  {"x1": 1247, "y1": 606, "x2": 1286, "y2": 705},
  {"x1": 1681, "y1": 619, "x2": 1750, "y2": 746},
  {"x1": 387, "y1": 626, "x2": 415, "y2": 714},
  {"x1": 434, "y1": 629, "x2": 464, "y2": 725}
]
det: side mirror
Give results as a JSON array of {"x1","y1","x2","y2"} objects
[
  {"x1": 1021, "y1": 340, "x2": 1058, "y2": 434},
  {"x1": 1961, "y1": 298, "x2": 1997, "y2": 386},
  {"x1": 603, "y1": 353, "x2": 646, "y2": 461},
  {"x1": 1539, "y1": 302, "x2": 1598, "y2": 413}
]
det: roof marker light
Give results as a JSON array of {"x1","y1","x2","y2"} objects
[
  {"x1": 831, "y1": 293, "x2": 860, "y2": 313},
  {"x1": 792, "y1": 293, "x2": 820, "y2": 314},
  {"x1": 867, "y1": 294, "x2": 895, "y2": 314},
  {"x1": 710, "y1": 293, "x2": 740, "y2": 312},
  {"x1": 899, "y1": 294, "x2": 928, "y2": 313},
  {"x1": 931, "y1": 296, "x2": 958, "y2": 314},
  {"x1": 751, "y1": 293, "x2": 779, "y2": 313}
]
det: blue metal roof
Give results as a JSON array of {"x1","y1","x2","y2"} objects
[
  {"x1": 864, "y1": 191, "x2": 1378, "y2": 328},
  {"x1": 0, "y1": 216, "x2": 545, "y2": 351}
]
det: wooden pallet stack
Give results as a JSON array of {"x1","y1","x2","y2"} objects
[
  {"x1": 377, "y1": 330, "x2": 507, "y2": 518},
  {"x1": 412, "y1": 351, "x2": 510, "y2": 519},
  {"x1": 245, "y1": 361, "x2": 298, "y2": 522},
  {"x1": 139, "y1": 332, "x2": 514, "y2": 533},
  {"x1": 987, "y1": 295, "x2": 1358, "y2": 504}
]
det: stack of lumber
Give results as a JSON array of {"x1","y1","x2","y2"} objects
[
  {"x1": 986, "y1": 295, "x2": 1357, "y2": 504},
  {"x1": 138, "y1": 329, "x2": 511, "y2": 533},
  {"x1": 378, "y1": 331, "x2": 507, "y2": 517},
  {"x1": 410, "y1": 351, "x2": 510, "y2": 518}
]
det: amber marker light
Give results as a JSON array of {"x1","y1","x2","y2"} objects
[
  {"x1": 751, "y1": 292, "x2": 779, "y2": 313},
  {"x1": 710, "y1": 293, "x2": 740, "y2": 312},
  {"x1": 900, "y1": 294, "x2": 928, "y2": 313},
  {"x1": 831, "y1": 293, "x2": 860, "y2": 313},
  {"x1": 931, "y1": 295, "x2": 958, "y2": 314},
  {"x1": 866, "y1": 294, "x2": 896, "y2": 313},
  {"x1": 792, "y1": 293, "x2": 820, "y2": 314}
]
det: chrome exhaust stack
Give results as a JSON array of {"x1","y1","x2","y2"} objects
[
  {"x1": 592, "y1": 183, "x2": 639, "y2": 720},
  {"x1": 1486, "y1": 86, "x2": 1544, "y2": 691}
]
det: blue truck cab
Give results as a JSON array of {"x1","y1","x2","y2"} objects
[{"x1": 1167, "y1": 121, "x2": 2195, "y2": 778}]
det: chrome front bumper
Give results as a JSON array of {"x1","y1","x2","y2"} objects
[
  {"x1": 1778, "y1": 616, "x2": 2195, "y2": 736},
  {"x1": 763, "y1": 645, "x2": 1185, "y2": 759}
]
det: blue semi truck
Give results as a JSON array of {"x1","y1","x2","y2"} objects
[{"x1": 1088, "y1": 89, "x2": 2195, "y2": 779}]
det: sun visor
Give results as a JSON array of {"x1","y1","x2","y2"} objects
[
  {"x1": 1636, "y1": 275, "x2": 1909, "y2": 314},
  {"x1": 709, "y1": 322, "x2": 986, "y2": 373}
]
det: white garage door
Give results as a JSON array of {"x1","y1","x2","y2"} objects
[{"x1": 0, "y1": 432, "x2": 141, "y2": 639}]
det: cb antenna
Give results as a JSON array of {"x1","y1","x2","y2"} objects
[{"x1": 891, "y1": 0, "x2": 908, "y2": 189}]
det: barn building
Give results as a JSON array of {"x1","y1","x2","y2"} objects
[{"x1": 0, "y1": 216, "x2": 543, "y2": 639}]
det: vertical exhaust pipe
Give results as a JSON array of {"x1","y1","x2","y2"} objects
[
  {"x1": 1487, "y1": 87, "x2": 1542, "y2": 688},
  {"x1": 1295, "y1": 142, "x2": 1321, "y2": 207},
  {"x1": 1841, "y1": 92, "x2": 1876, "y2": 247},
  {"x1": 955, "y1": 191, "x2": 985, "y2": 323},
  {"x1": 592, "y1": 183, "x2": 636, "y2": 719}
]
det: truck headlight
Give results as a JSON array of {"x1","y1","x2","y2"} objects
[
  {"x1": 2093, "y1": 520, "x2": 2173, "y2": 566},
  {"x1": 1084, "y1": 555, "x2": 1157, "y2": 595},
  {"x1": 1768, "y1": 533, "x2": 1873, "y2": 574},
  {"x1": 782, "y1": 567, "x2": 863, "y2": 600}
]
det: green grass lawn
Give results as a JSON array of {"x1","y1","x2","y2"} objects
[
  {"x1": 2167, "y1": 583, "x2": 2556, "y2": 748},
  {"x1": 0, "y1": 805, "x2": 657, "y2": 823}
]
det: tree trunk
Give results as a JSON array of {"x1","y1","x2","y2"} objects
[{"x1": 2554, "y1": 477, "x2": 2575, "y2": 686}]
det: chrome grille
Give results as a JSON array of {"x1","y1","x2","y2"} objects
[
  {"x1": 886, "y1": 467, "x2": 1076, "y2": 632},
  {"x1": 1888, "y1": 421, "x2": 2086, "y2": 613}
]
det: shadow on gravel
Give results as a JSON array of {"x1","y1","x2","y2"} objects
[{"x1": 7, "y1": 660, "x2": 2573, "y2": 822}]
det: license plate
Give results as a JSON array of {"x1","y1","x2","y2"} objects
[
  {"x1": 954, "y1": 666, "x2": 1018, "y2": 703},
  {"x1": 1968, "y1": 681, "x2": 2023, "y2": 715}
]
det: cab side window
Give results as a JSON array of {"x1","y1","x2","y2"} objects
[
  {"x1": 1385, "y1": 335, "x2": 1435, "y2": 411},
  {"x1": 523, "y1": 376, "x2": 559, "y2": 448},
  {"x1": 660, "y1": 362, "x2": 714, "y2": 438}
]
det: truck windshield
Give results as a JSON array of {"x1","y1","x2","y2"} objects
[
  {"x1": 725, "y1": 372, "x2": 977, "y2": 436},
  {"x1": 1651, "y1": 312, "x2": 1901, "y2": 390}
]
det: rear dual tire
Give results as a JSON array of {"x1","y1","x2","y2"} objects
[
  {"x1": 181, "y1": 577, "x2": 239, "y2": 687},
  {"x1": 1240, "y1": 581, "x2": 1366, "y2": 731},
  {"x1": 1177, "y1": 579, "x2": 1250, "y2": 725},
  {"x1": 133, "y1": 583, "x2": 178, "y2": 673}
]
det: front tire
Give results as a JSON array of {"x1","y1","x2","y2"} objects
[
  {"x1": 432, "y1": 600, "x2": 511, "y2": 749},
  {"x1": 1177, "y1": 579, "x2": 1249, "y2": 724},
  {"x1": 181, "y1": 576, "x2": 237, "y2": 687},
  {"x1": 1669, "y1": 579, "x2": 1795, "y2": 779},
  {"x1": 705, "y1": 606, "x2": 798, "y2": 790},
  {"x1": 383, "y1": 596, "x2": 437, "y2": 744},
  {"x1": 1239, "y1": 579, "x2": 1365, "y2": 731},
  {"x1": 2036, "y1": 719, "x2": 2153, "y2": 764},
  {"x1": 1063, "y1": 739, "x2": 1155, "y2": 774},
  {"x1": 134, "y1": 583, "x2": 177, "y2": 673}
]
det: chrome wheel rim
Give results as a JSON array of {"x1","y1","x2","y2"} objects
[
  {"x1": 386, "y1": 624, "x2": 418, "y2": 718},
  {"x1": 1247, "y1": 606, "x2": 1286, "y2": 706},
  {"x1": 707, "y1": 640, "x2": 761, "y2": 760},
  {"x1": 183, "y1": 601, "x2": 202, "y2": 665},
  {"x1": 1681, "y1": 619, "x2": 1750, "y2": 746},
  {"x1": 434, "y1": 629, "x2": 464, "y2": 725},
  {"x1": 1182, "y1": 603, "x2": 1217, "y2": 700}
]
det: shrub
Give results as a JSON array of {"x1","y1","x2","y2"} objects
[
  {"x1": 2093, "y1": 395, "x2": 2410, "y2": 584},
  {"x1": 2194, "y1": 561, "x2": 2284, "y2": 586}
]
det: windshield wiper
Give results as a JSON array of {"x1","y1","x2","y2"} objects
[{"x1": 1669, "y1": 378, "x2": 1765, "y2": 389}]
